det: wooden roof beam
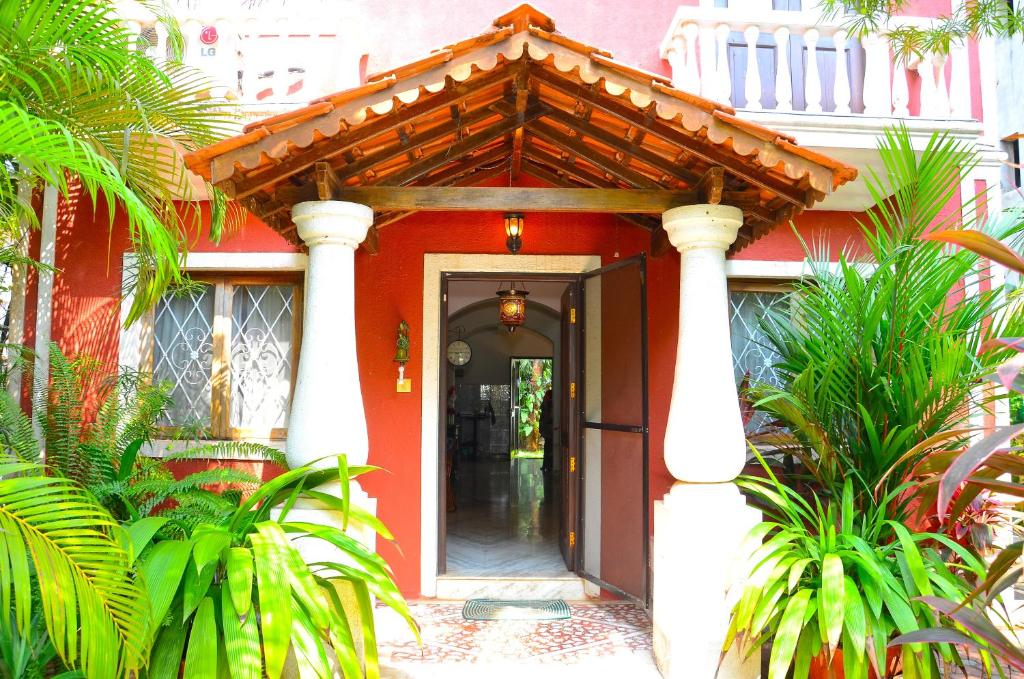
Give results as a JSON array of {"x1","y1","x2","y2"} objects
[
  {"x1": 697, "y1": 166, "x2": 724, "y2": 204},
  {"x1": 541, "y1": 106, "x2": 701, "y2": 186},
  {"x1": 511, "y1": 66, "x2": 529, "y2": 179},
  {"x1": 526, "y1": 120, "x2": 662, "y2": 189},
  {"x1": 376, "y1": 102, "x2": 546, "y2": 186},
  {"x1": 529, "y1": 66, "x2": 809, "y2": 207},
  {"x1": 227, "y1": 66, "x2": 517, "y2": 199},
  {"x1": 332, "y1": 100, "x2": 513, "y2": 183},
  {"x1": 321, "y1": 186, "x2": 697, "y2": 213},
  {"x1": 522, "y1": 143, "x2": 622, "y2": 189}
]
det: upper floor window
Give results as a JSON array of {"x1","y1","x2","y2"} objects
[
  {"x1": 729, "y1": 282, "x2": 791, "y2": 432},
  {"x1": 151, "y1": 275, "x2": 301, "y2": 439}
]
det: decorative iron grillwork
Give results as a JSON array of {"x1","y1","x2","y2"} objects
[
  {"x1": 230, "y1": 284, "x2": 294, "y2": 430},
  {"x1": 729, "y1": 289, "x2": 789, "y2": 433},
  {"x1": 153, "y1": 285, "x2": 215, "y2": 427}
]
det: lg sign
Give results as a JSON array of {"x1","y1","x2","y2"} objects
[{"x1": 199, "y1": 25, "x2": 218, "y2": 56}]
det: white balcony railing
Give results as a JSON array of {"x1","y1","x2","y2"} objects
[
  {"x1": 115, "y1": 1, "x2": 364, "y2": 118},
  {"x1": 660, "y1": 3, "x2": 974, "y2": 120}
]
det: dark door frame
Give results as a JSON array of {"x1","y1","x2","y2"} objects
[{"x1": 437, "y1": 271, "x2": 579, "y2": 576}]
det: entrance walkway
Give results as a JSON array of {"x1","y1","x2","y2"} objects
[{"x1": 376, "y1": 601, "x2": 658, "y2": 678}]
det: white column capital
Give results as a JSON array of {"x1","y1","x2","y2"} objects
[
  {"x1": 292, "y1": 200, "x2": 373, "y2": 249},
  {"x1": 663, "y1": 204, "x2": 743, "y2": 252}
]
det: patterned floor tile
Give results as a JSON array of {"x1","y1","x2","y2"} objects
[{"x1": 376, "y1": 601, "x2": 659, "y2": 678}]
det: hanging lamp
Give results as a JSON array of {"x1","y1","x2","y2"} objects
[{"x1": 496, "y1": 282, "x2": 529, "y2": 333}]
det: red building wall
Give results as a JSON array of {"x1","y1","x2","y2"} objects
[{"x1": 27, "y1": 177, "x2": 865, "y2": 596}]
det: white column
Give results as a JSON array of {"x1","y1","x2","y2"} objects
[
  {"x1": 892, "y1": 55, "x2": 911, "y2": 117},
  {"x1": 833, "y1": 29, "x2": 851, "y2": 114},
  {"x1": 698, "y1": 25, "x2": 718, "y2": 101},
  {"x1": 715, "y1": 24, "x2": 733, "y2": 106},
  {"x1": 33, "y1": 184, "x2": 58, "y2": 443},
  {"x1": 286, "y1": 201, "x2": 377, "y2": 551},
  {"x1": 804, "y1": 29, "x2": 822, "y2": 113},
  {"x1": 681, "y1": 23, "x2": 701, "y2": 95},
  {"x1": 653, "y1": 205, "x2": 760, "y2": 679},
  {"x1": 932, "y1": 52, "x2": 950, "y2": 118},
  {"x1": 773, "y1": 26, "x2": 792, "y2": 112},
  {"x1": 918, "y1": 54, "x2": 939, "y2": 117},
  {"x1": 6, "y1": 179, "x2": 32, "y2": 403},
  {"x1": 949, "y1": 40, "x2": 971, "y2": 119},
  {"x1": 861, "y1": 34, "x2": 892, "y2": 116},
  {"x1": 742, "y1": 25, "x2": 761, "y2": 110}
]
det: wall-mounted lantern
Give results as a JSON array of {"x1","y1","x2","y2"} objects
[
  {"x1": 496, "y1": 283, "x2": 528, "y2": 333},
  {"x1": 395, "y1": 319, "x2": 412, "y2": 392},
  {"x1": 504, "y1": 212, "x2": 524, "y2": 254}
]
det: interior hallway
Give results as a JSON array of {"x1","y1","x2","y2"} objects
[{"x1": 446, "y1": 456, "x2": 568, "y2": 577}]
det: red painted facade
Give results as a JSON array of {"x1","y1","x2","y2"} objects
[{"x1": 24, "y1": 1, "x2": 995, "y2": 597}]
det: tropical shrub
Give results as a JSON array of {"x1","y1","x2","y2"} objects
[
  {"x1": 748, "y1": 126, "x2": 1022, "y2": 522},
  {"x1": 1, "y1": 345, "x2": 279, "y2": 531},
  {"x1": 0, "y1": 461, "x2": 150, "y2": 679},
  {"x1": 134, "y1": 458, "x2": 417, "y2": 679},
  {"x1": 0, "y1": 0, "x2": 239, "y2": 323},
  {"x1": 885, "y1": 224, "x2": 1024, "y2": 670},
  {"x1": 728, "y1": 454, "x2": 991, "y2": 679}
]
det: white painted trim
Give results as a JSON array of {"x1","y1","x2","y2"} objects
[
  {"x1": 181, "y1": 251, "x2": 307, "y2": 272},
  {"x1": 33, "y1": 185, "x2": 58, "y2": 442},
  {"x1": 420, "y1": 253, "x2": 601, "y2": 598},
  {"x1": 726, "y1": 259, "x2": 810, "y2": 279}
]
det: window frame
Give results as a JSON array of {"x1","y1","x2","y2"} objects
[{"x1": 145, "y1": 272, "x2": 303, "y2": 441}]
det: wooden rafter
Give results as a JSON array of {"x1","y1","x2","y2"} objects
[
  {"x1": 529, "y1": 66, "x2": 810, "y2": 207},
  {"x1": 227, "y1": 66, "x2": 518, "y2": 199},
  {"x1": 527, "y1": 120, "x2": 662, "y2": 189}
]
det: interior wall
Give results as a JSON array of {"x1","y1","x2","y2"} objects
[{"x1": 448, "y1": 297, "x2": 562, "y2": 462}]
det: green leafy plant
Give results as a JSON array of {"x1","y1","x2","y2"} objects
[
  {"x1": 883, "y1": 224, "x2": 1024, "y2": 671},
  {"x1": 514, "y1": 358, "x2": 551, "y2": 452},
  {"x1": 134, "y1": 457, "x2": 418, "y2": 679},
  {"x1": 0, "y1": 0, "x2": 240, "y2": 323},
  {"x1": 9, "y1": 345, "x2": 279, "y2": 532},
  {"x1": 727, "y1": 452, "x2": 991, "y2": 679},
  {"x1": 749, "y1": 126, "x2": 1022, "y2": 524},
  {"x1": 0, "y1": 461, "x2": 150, "y2": 679}
]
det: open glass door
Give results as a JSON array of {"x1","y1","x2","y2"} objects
[{"x1": 578, "y1": 255, "x2": 649, "y2": 606}]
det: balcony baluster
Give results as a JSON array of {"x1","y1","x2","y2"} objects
[{"x1": 743, "y1": 25, "x2": 762, "y2": 110}]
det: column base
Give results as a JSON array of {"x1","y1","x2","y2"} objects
[
  {"x1": 275, "y1": 479, "x2": 378, "y2": 678},
  {"x1": 653, "y1": 481, "x2": 762, "y2": 679}
]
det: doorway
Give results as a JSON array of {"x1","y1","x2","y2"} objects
[
  {"x1": 442, "y1": 278, "x2": 569, "y2": 578},
  {"x1": 420, "y1": 253, "x2": 649, "y2": 602}
]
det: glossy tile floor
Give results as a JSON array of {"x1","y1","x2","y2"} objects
[
  {"x1": 445, "y1": 455, "x2": 570, "y2": 576},
  {"x1": 376, "y1": 601, "x2": 658, "y2": 678}
]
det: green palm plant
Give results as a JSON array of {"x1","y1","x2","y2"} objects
[
  {"x1": 749, "y1": 125, "x2": 1022, "y2": 519},
  {"x1": 10, "y1": 344, "x2": 280, "y2": 531},
  {"x1": 0, "y1": 0, "x2": 239, "y2": 323},
  {"x1": 727, "y1": 452, "x2": 990, "y2": 679},
  {"x1": 135, "y1": 457, "x2": 418, "y2": 679},
  {"x1": 0, "y1": 460, "x2": 151, "y2": 679}
]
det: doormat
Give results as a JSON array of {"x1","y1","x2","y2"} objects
[{"x1": 462, "y1": 599, "x2": 571, "y2": 621}]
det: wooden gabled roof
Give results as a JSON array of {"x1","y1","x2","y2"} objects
[{"x1": 184, "y1": 4, "x2": 857, "y2": 255}]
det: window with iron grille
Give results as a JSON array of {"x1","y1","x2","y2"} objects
[
  {"x1": 729, "y1": 282, "x2": 790, "y2": 433},
  {"x1": 150, "y1": 275, "x2": 302, "y2": 439}
]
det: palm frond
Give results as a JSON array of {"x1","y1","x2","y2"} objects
[{"x1": 0, "y1": 462, "x2": 150, "y2": 678}]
